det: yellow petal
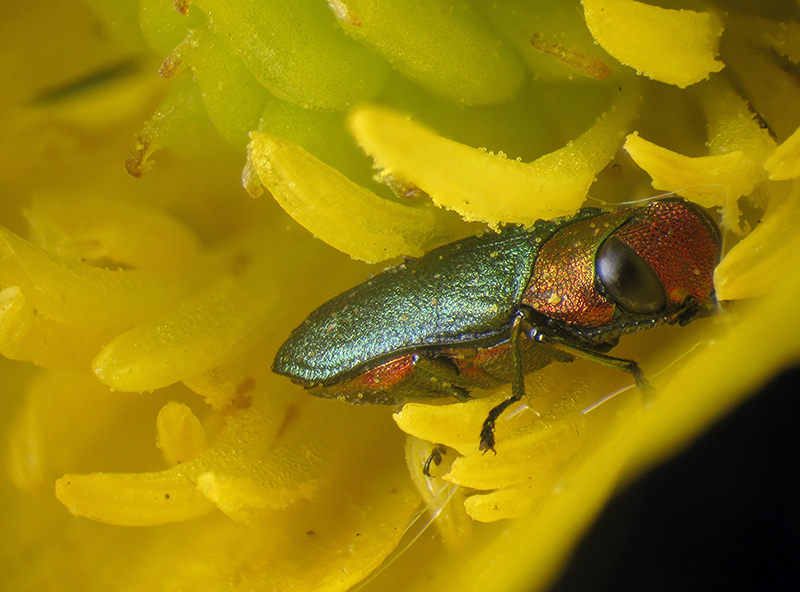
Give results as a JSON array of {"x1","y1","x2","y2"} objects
[
  {"x1": 464, "y1": 484, "x2": 544, "y2": 522},
  {"x1": 248, "y1": 131, "x2": 444, "y2": 263},
  {"x1": 7, "y1": 371, "x2": 141, "y2": 495},
  {"x1": 766, "y1": 124, "x2": 800, "y2": 180},
  {"x1": 0, "y1": 286, "x2": 113, "y2": 371},
  {"x1": 349, "y1": 95, "x2": 638, "y2": 226},
  {"x1": 715, "y1": 182, "x2": 800, "y2": 300},
  {"x1": 624, "y1": 78, "x2": 776, "y2": 231},
  {"x1": 93, "y1": 227, "x2": 327, "y2": 392},
  {"x1": 395, "y1": 395, "x2": 505, "y2": 456},
  {"x1": 92, "y1": 271, "x2": 272, "y2": 392},
  {"x1": 623, "y1": 134, "x2": 765, "y2": 230},
  {"x1": 446, "y1": 412, "x2": 584, "y2": 490},
  {"x1": 582, "y1": 0, "x2": 724, "y2": 87}
]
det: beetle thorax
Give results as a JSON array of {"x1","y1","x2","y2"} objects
[{"x1": 521, "y1": 209, "x2": 631, "y2": 327}]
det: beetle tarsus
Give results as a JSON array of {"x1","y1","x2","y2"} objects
[
  {"x1": 604, "y1": 355, "x2": 656, "y2": 403},
  {"x1": 632, "y1": 365, "x2": 656, "y2": 406},
  {"x1": 480, "y1": 396, "x2": 518, "y2": 453},
  {"x1": 422, "y1": 445, "x2": 447, "y2": 477}
]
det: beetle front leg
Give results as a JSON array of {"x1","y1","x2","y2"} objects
[{"x1": 479, "y1": 311, "x2": 527, "y2": 453}]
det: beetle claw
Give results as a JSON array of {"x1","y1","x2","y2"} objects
[
  {"x1": 479, "y1": 419, "x2": 496, "y2": 453},
  {"x1": 422, "y1": 445, "x2": 447, "y2": 477},
  {"x1": 480, "y1": 396, "x2": 519, "y2": 454}
]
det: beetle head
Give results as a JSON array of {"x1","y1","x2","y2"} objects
[
  {"x1": 596, "y1": 199, "x2": 721, "y2": 322},
  {"x1": 523, "y1": 199, "x2": 721, "y2": 332}
]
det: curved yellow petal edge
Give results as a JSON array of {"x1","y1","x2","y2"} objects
[
  {"x1": 624, "y1": 133, "x2": 757, "y2": 228},
  {"x1": 0, "y1": 225, "x2": 196, "y2": 331},
  {"x1": 766, "y1": 124, "x2": 800, "y2": 180},
  {"x1": 623, "y1": 77, "x2": 776, "y2": 232},
  {"x1": 348, "y1": 93, "x2": 638, "y2": 227},
  {"x1": 247, "y1": 131, "x2": 444, "y2": 263},
  {"x1": 0, "y1": 285, "x2": 113, "y2": 371},
  {"x1": 582, "y1": 0, "x2": 724, "y2": 88},
  {"x1": 715, "y1": 182, "x2": 800, "y2": 301},
  {"x1": 92, "y1": 238, "x2": 278, "y2": 392}
]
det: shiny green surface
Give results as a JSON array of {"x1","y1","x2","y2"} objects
[{"x1": 273, "y1": 214, "x2": 592, "y2": 384}]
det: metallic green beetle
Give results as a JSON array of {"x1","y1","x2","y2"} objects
[{"x1": 273, "y1": 199, "x2": 721, "y2": 452}]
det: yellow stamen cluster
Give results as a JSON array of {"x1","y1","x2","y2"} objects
[{"x1": 1, "y1": 1, "x2": 800, "y2": 591}]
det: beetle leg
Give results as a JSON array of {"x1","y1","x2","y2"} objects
[
  {"x1": 479, "y1": 397, "x2": 518, "y2": 453},
  {"x1": 530, "y1": 330, "x2": 655, "y2": 402},
  {"x1": 422, "y1": 445, "x2": 447, "y2": 477},
  {"x1": 411, "y1": 355, "x2": 471, "y2": 401},
  {"x1": 479, "y1": 311, "x2": 527, "y2": 453}
]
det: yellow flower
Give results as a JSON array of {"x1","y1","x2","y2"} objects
[{"x1": 1, "y1": 0, "x2": 799, "y2": 590}]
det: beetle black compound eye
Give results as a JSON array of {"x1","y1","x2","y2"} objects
[{"x1": 596, "y1": 236, "x2": 667, "y2": 315}]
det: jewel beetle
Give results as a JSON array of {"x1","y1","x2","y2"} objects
[{"x1": 273, "y1": 199, "x2": 721, "y2": 452}]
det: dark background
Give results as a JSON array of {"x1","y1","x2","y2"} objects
[{"x1": 548, "y1": 365, "x2": 800, "y2": 591}]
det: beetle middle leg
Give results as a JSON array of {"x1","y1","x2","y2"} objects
[
  {"x1": 565, "y1": 346, "x2": 654, "y2": 399},
  {"x1": 479, "y1": 311, "x2": 527, "y2": 453},
  {"x1": 532, "y1": 332, "x2": 655, "y2": 402},
  {"x1": 411, "y1": 355, "x2": 471, "y2": 401}
]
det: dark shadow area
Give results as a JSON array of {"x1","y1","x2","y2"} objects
[{"x1": 548, "y1": 365, "x2": 800, "y2": 592}]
